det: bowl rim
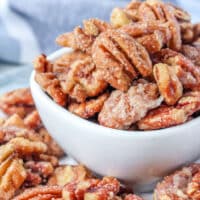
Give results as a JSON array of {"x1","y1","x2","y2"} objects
[{"x1": 30, "y1": 47, "x2": 200, "y2": 138}]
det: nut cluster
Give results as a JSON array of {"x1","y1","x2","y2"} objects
[
  {"x1": 34, "y1": 0, "x2": 200, "y2": 131},
  {"x1": 0, "y1": 88, "x2": 143, "y2": 200}
]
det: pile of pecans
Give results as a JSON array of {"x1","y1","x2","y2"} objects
[
  {"x1": 0, "y1": 89, "x2": 199, "y2": 199},
  {"x1": 0, "y1": 88, "x2": 143, "y2": 200},
  {"x1": 34, "y1": 0, "x2": 200, "y2": 131}
]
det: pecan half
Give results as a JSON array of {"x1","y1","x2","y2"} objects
[
  {"x1": 92, "y1": 29, "x2": 152, "y2": 91},
  {"x1": 98, "y1": 81, "x2": 163, "y2": 129},
  {"x1": 154, "y1": 164, "x2": 200, "y2": 200},
  {"x1": 68, "y1": 93, "x2": 109, "y2": 119}
]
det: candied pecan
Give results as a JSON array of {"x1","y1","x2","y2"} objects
[
  {"x1": 68, "y1": 93, "x2": 109, "y2": 119},
  {"x1": 53, "y1": 51, "x2": 88, "y2": 73},
  {"x1": 180, "y1": 22, "x2": 194, "y2": 43},
  {"x1": 177, "y1": 91, "x2": 200, "y2": 116},
  {"x1": 56, "y1": 19, "x2": 110, "y2": 54},
  {"x1": 13, "y1": 186, "x2": 62, "y2": 200},
  {"x1": 124, "y1": 0, "x2": 141, "y2": 21},
  {"x1": 62, "y1": 177, "x2": 120, "y2": 200},
  {"x1": 153, "y1": 63, "x2": 183, "y2": 105},
  {"x1": 182, "y1": 44, "x2": 200, "y2": 66},
  {"x1": 187, "y1": 171, "x2": 200, "y2": 200},
  {"x1": 48, "y1": 165, "x2": 92, "y2": 186},
  {"x1": 0, "y1": 88, "x2": 34, "y2": 118},
  {"x1": 136, "y1": 0, "x2": 182, "y2": 50},
  {"x1": 58, "y1": 56, "x2": 107, "y2": 103},
  {"x1": 136, "y1": 30, "x2": 165, "y2": 54},
  {"x1": 138, "y1": 91, "x2": 200, "y2": 130},
  {"x1": 153, "y1": 49, "x2": 200, "y2": 89},
  {"x1": 154, "y1": 164, "x2": 200, "y2": 200},
  {"x1": 92, "y1": 29, "x2": 152, "y2": 91},
  {"x1": 137, "y1": 105, "x2": 187, "y2": 130},
  {"x1": 0, "y1": 156, "x2": 27, "y2": 200},
  {"x1": 10, "y1": 137, "x2": 47, "y2": 156},
  {"x1": 98, "y1": 82, "x2": 163, "y2": 129},
  {"x1": 24, "y1": 110, "x2": 42, "y2": 130},
  {"x1": 110, "y1": 8, "x2": 132, "y2": 28},
  {"x1": 193, "y1": 23, "x2": 200, "y2": 40},
  {"x1": 35, "y1": 72, "x2": 67, "y2": 106},
  {"x1": 24, "y1": 161, "x2": 54, "y2": 187},
  {"x1": 33, "y1": 54, "x2": 52, "y2": 73}
]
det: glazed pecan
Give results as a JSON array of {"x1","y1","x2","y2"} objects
[
  {"x1": 153, "y1": 49, "x2": 200, "y2": 89},
  {"x1": 35, "y1": 72, "x2": 67, "y2": 106},
  {"x1": 48, "y1": 165, "x2": 92, "y2": 186},
  {"x1": 138, "y1": 91, "x2": 200, "y2": 130},
  {"x1": 62, "y1": 177, "x2": 120, "y2": 200},
  {"x1": 124, "y1": 194, "x2": 144, "y2": 200},
  {"x1": 24, "y1": 161, "x2": 54, "y2": 187},
  {"x1": 13, "y1": 186, "x2": 62, "y2": 200},
  {"x1": 33, "y1": 54, "x2": 52, "y2": 73},
  {"x1": 180, "y1": 22, "x2": 194, "y2": 43},
  {"x1": 53, "y1": 51, "x2": 89, "y2": 73},
  {"x1": 98, "y1": 81, "x2": 163, "y2": 129},
  {"x1": 0, "y1": 156, "x2": 27, "y2": 200},
  {"x1": 135, "y1": 0, "x2": 182, "y2": 50},
  {"x1": 0, "y1": 88, "x2": 34, "y2": 118},
  {"x1": 137, "y1": 105, "x2": 187, "y2": 130},
  {"x1": 153, "y1": 63, "x2": 183, "y2": 105},
  {"x1": 56, "y1": 19, "x2": 110, "y2": 54},
  {"x1": 68, "y1": 93, "x2": 109, "y2": 119},
  {"x1": 58, "y1": 56, "x2": 107, "y2": 103},
  {"x1": 187, "y1": 171, "x2": 200, "y2": 200},
  {"x1": 154, "y1": 164, "x2": 200, "y2": 200},
  {"x1": 182, "y1": 44, "x2": 200, "y2": 66},
  {"x1": 92, "y1": 29, "x2": 152, "y2": 91}
]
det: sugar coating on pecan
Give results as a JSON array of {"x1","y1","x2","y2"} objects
[
  {"x1": 92, "y1": 29, "x2": 152, "y2": 91},
  {"x1": 0, "y1": 88, "x2": 34, "y2": 118},
  {"x1": 0, "y1": 156, "x2": 27, "y2": 200},
  {"x1": 35, "y1": 72, "x2": 67, "y2": 106},
  {"x1": 138, "y1": 91, "x2": 200, "y2": 130},
  {"x1": 153, "y1": 63, "x2": 183, "y2": 105},
  {"x1": 58, "y1": 55, "x2": 107, "y2": 103},
  {"x1": 68, "y1": 93, "x2": 109, "y2": 119},
  {"x1": 98, "y1": 82, "x2": 163, "y2": 129},
  {"x1": 13, "y1": 185, "x2": 62, "y2": 200},
  {"x1": 154, "y1": 164, "x2": 200, "y2": 200},
  {"x1": 62, "y1": 176, "x2": 120, "y2": 200},
  {"x1": 48, "y1": 165, "x2": 92, "y2": 186},
  {"x1": 56, "y1": 19, "x2": 110, "y2": 54}
]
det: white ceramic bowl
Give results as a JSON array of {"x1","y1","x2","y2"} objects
[{"x1": 30, "y1": 48, "x2": 200, "y2": 192}]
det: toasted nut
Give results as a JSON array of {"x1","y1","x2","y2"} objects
[
  {"x1": 187, "y1": 171, "x2": 200, "y2": 200},
  {"x1": 56, "y1": 19, "x2": 110, "y2": 54},
  {"x1": 33, "y1": 54, "x2": 52, "y2": 73},
  {"x1": 0, "y1": 88, "x2": 34, "y2": 118},
  {"x1": 48, "y1": 165, "x2": 92, "y2": 186},
  {"x1": 58, "y1": 56, "x2": 107, "y2": 103},
  {"x1": 13, "y1": 185, "x2": 62, "y2": 200},
  {"x1": 10, "y1": 137, "x2": 47, "y2": 155},
  {"x1": 0, "y1": 157, "x2": 27, "y2": 200},
  {"x1": 62, "y1": 177, "x2": 120, "y2": 200},
  {"x1": 138, "y1": 91, "x2": 200, "y2": 130},
  {"x1": 35, "y1": 72, "x2": 67, "y2": 106},
  {"x1": 154, "y1": 164, "x2": 200, "y2": 200},
  {"x1": 92, "y1": 29, "x2": 152, "y2": 91},
  {"x1": 137, "y1": 105, "x2": 187, "y2": 130},
  {"x1": 110, "y1": 8, "x2": 132, "y2": 28},
  {"x1": 153, "y1": 63, "x2": 183, "y2": 105},
  {"x1": 68, "y1": 93, "x2": 109, "y2": 119},
  {"x1": 98, "y1": 82, "x2": 163, "y2": 129}
]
